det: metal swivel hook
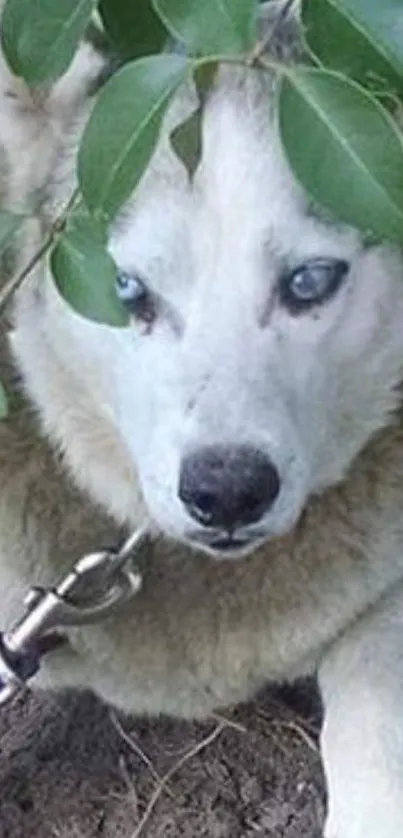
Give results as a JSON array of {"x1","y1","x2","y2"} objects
[{"x1": 0, "y1": 525, "x2": 150, "y2": 705}]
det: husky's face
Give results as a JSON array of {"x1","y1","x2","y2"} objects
[{"x1": 13, "y1": 71, "x2": 403, "y2": 558}]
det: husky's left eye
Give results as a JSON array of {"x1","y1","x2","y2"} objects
[
  {"x1": 116, "y1": 272, "x2": 157, "y2": 326},
  {"x1": 280, "y1": 258, "x2": 349, "y2": 313}
]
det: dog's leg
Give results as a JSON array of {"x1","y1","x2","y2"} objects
[{"x1": 319, "y1": 585, "x2": 403, "y2": 838}]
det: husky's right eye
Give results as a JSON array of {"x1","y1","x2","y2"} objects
[
  {"x1": 116, "y1": 272, "x2": 157, "y2": 327},
  {"x1": 279, "y1": 258, "x2": 349, "y2": 314}
]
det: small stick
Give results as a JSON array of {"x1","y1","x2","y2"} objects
[
  {"x1": 110, "y1": 710, "x2": 174, "y2": 797},
  {"x1": 130, "y1": 722, "x2": 227, "y2": 838},
  {"x1": 0, "y1": 187, "x2": 80, "y2": 315},
  {"x1": 247, "y1": 0, "x2": 298, "y2": 66}
]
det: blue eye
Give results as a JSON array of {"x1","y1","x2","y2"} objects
[
  {"x1": 116, "y1": 272, "x2": 147, "y2": 303},
  {"x1": 280, "y1": 258, "x2": 349, "y2": 313},
  {"x1": 116, "y1": 272, "x2": 157, "y2": 326}
]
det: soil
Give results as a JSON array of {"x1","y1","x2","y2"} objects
[{"x1": 0, "y1": 680, "x2": 325, "y2": 838}]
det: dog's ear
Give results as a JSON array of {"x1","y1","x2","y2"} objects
[{"x1": 257, "y1": 0, "x2": 304, "y2": 62}]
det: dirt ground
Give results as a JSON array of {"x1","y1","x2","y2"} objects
[{"x1": 0, "y1": 681, "x2": 325, "y2": 838}]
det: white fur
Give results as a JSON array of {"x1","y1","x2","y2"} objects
[{"x1": 1, "y1": 5, "x2": 403, "y2": 836}]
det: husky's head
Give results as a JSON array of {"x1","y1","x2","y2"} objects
[{"x1": 12, "y1": 53, "x2": 403, "y2": 559}]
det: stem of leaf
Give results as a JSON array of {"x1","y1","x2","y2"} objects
[
  {"x1": 0, "y1": 187, "x2": 80, "y2": 315},
  {"x1": 247, "y1": 0, "x2": 298, "y2": 67},
  {"x1": 194, "y1": 0, "x2": 299, "y2": 80}
]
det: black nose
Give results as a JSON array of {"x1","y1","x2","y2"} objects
[{"x1": 178, "y1": 444, "x2": 281, "y2": 530}]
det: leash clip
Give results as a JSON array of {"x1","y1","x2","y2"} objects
[{"x1": 0, "y1": 526, "x2": 148, "y2": 705}]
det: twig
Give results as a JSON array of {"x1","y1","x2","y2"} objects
[
  {"x1": 118, "y1": 754, "x2": 139, "y2": 816},
  {"x1": 130, "y1": 721, "x2": 227, "y2": 838},
  {"x1": 0, "y1": 232, "x2": 54, "y2": 314},
  {"x1": 110, "y1": 710, "x2": 174, "y2": 797},
  {"x1": 280, "y1": 719, "x2": 319, "y2": 754},
  {"x1": 0, "y1": 187, "x2": 80, "y2": 315},
  {"x1": 211, "y1": 710, "x2": 248, "y2": 734},
  {"x1": 247, "y1": 0, "x2": 298, "y2": 66},
  {"x1": 255, "y1": 710, "x2": 295, "y2": 760}
]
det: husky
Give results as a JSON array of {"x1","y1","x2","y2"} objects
[{"x1": 1, "y1": 3, "x2": 403, "y2": 836}]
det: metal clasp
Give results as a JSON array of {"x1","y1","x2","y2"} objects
[{"x1": 0, "y1": 525, "x2": 149, "y2": 705}]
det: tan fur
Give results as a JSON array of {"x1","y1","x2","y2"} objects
[
  {"x1": 2, "y1": 348, "x2": 403, "y2": 838},
  {"x1": 1, "y1": 363, "x2": 403, "y2": 717}
]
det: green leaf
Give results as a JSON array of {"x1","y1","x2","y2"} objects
[
  {"x1": 170, "y1": 106, "x2": 203, "y2": 179},
  {"x1": 193, "y1": 61, "x2": 219, "y2": 104},
  {"x1": 0, "y1": 379, "x2": 8, "y2": 419},
  {"x1": 1, "y1": 0, "x2": 96, "y2": 85},
  {"x1": 279, "y1": 67, "x2": 403, "y2": 242},
  {"x1": 78, "y1": 54, "x2": 190, "y2": 223},
  {"x1": 50, "y1": 210, "x2": 128, "y2": 326},
  {"x1": 99, "y1": 0, "x2": 167, "y2": 60},
  {"x1": 302, "y1": 0, "x2": 403, "y2": 95},
  {"x1": 152, "y1": 0, "x2": 257, "y2": 56},
  {"x1": 169, "y1": 63, "x2": 218, "y2": 178},
  {"x1": 0, "y1": 211, "x2": 24, "y2": 252}
]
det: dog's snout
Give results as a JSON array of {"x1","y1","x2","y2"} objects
[{"x1": 178, "y1": 444, "x2": 280, "y2": 530}]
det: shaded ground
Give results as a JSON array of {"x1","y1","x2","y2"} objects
[{"x1": 0, "y1": 682, "x2": 325, "y2": 838}]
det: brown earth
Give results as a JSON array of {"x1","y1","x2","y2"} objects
[{"x1": 0, "y1": 681, "x2": 325, "y2": 838}]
